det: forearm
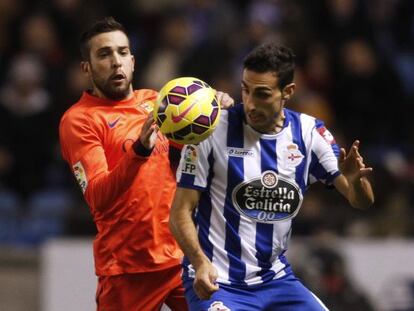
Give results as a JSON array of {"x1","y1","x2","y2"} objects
[
  {"x1": 169, "y1": 201, "x2": 210, "y2": 269},
  {"x1": 348, "y1": 177, "x2": 374, "y2": 210},
  {"x1": 85, "y1": 142, "x2": 150, "y2": 211}
]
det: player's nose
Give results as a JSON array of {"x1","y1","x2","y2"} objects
[
  {"x1": 245, "y1": 96, "x2": 257, "y2": 111},
  {"x1": 112, "y1": 53, "x2": 122, "y2": 68}
]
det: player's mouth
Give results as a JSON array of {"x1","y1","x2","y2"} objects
[
  {"x1": 110, "y1": 72, "x2": 126, "y2": 83},
  {"x1": 247, "y1": 113, "x2": 263, "y2": 123}
]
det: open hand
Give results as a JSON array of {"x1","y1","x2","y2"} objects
[{"x1": 339, "y1": 140, "x2": 373, "y2": 183}]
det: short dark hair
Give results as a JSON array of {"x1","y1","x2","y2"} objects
[
  {"x1": 80, "y1": 17, "x2": 128, "y2": 61},
  {"x1": 243, "y1": 43, "x2": 296, "y2": 89}
]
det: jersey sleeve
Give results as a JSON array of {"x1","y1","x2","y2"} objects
[
  {"x1": 59, "y1": 111, "x2": 148, "y2": 214},
  {"x1": 176, "y1": 139, "x2": 213, "y2": 191},
  {"x1": 308, "y1": 120, "x2": 341, "y2": 185},
  {"x1": 168, "y1": 140, "x2": 184, "y2": 175}
]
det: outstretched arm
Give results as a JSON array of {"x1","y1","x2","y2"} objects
[
  {"x1": 169, "y1": 187, "x2": 219, "y2": 300},
  {"x1": 333, "y1": 140, "x2": 374, "y2": 209}
]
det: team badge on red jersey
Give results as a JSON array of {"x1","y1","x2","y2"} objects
[
  {"x1": 140, "y1": 101, "x2": 154, "y2": 112},
  {"x1": 73, "y1": 161, "x2": 88, "y2": 193}
]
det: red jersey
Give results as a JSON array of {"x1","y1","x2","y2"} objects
[{"x1": 59, "y1": 90, "x2": 183, "y2": 276}]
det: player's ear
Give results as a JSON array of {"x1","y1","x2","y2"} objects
[
  {"x1": 80, "y1": 61, "x2": 90, "y2": 75},
  {"x1": 131, "y1": 55, "x2": 135, "y2": 72},
  {"x1": 282, "y1": 83, "x2": 296, "y2": 101}
]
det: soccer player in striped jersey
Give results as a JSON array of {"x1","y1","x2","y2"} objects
[{"x1": 169, "y1": 43, "x2": 374, "y2": 311}]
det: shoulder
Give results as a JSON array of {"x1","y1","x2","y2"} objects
[
  {"x1": 219, "y1": 108, "x2": 229, "y2": 121},
  {"x1": 134, "y1": 89, "x2": 158, "y2": 102},
  {"x1": 285, "y1": 108, "x2": 322, "y2": 130},
  {"x1": 223, "y1": 103, "x2": 244, "y2": 123},
  {"x1": 215, "y1": 106, "x2": 232, "y2": 131},
  {"x1": 59, "y1": 94, "x2": 101, "y2": 139},
  {"x1": 60, "y1": 100, "x2": 93, "y2": 130},
  {"x1": 210, "y1": 104, "x2": 241, "y2": 141}
]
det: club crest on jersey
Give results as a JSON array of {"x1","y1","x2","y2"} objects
[
  {"x1": 181, "y1": 145, "x2": 198, "y2": 175},
  {"x1": 140, "y1": 101, "x2": 154, "y2": 112},
  {"x1": 317, "y1": 126, "x2": 336, "y2": 145},
  {"x1": 208, "y1": 301, "x2": 230, "y2": 311},
  {"x1": 283, "y1": 144, "x2": 304, "y2": 167},
  {"x1": 232, "y1": 172, "x2": 303, "y2": 223},
  {"x1": 227, "y1": 147, "x2": 254, "y2": 158},
  {"x1": 261, "y1": 170, "x2": 278, "y2": 188},
  {"x1": 73, "y1": 161, "x2": 88, "y2": 193}
]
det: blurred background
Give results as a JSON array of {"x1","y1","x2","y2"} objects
[{"x1": 0, "y1": 0, "x2": 413, "y2": 310}]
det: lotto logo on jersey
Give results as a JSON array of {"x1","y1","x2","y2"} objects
[
  {"x1": 232, "y1": 172, "x2": 303, "y2": 223},
  {"x1": 73, "y1": 161, "x2": 88, "y2": 193},
  {"x1": 181, "y1": 145, "x2": 198, "y2": 174},
  {"x1": 227, "y1": 147, "x2": 254, "y2": 158}
]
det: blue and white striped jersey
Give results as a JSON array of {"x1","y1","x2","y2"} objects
[{"x1": 177, "y1": 104, "x2": 341, "y2": 287}]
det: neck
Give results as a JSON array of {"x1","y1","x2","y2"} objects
[
  {"x1": 269, "y1": 110, "x2": 285, "y2": 134},
  {"x1": 252, "y1": 117, "x2": 285, "y2": 134}
]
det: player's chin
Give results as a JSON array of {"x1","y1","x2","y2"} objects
[
  {"x1": 110, "y1": 79, "x2": 128, "y2": 89},
  {"x1": 105, "y1": 86, "x2": 130, "y2": 100},
  {"x1": 247, "y1": 115, "x2": 265, "y2": 128}
]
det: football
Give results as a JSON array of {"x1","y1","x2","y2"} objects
[{"x1": 153, "y1": 77, "x2": 221, "y2": 145}]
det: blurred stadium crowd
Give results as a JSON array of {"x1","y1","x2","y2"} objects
[{"x1": 0, "y1": 0, "x2": 413, "y2": 308}]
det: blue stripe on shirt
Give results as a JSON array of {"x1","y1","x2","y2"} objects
[
  {"x1": 255, "y1": 138, "x2": 277, "y2": 281},
  {"x1": 196, "y1": 150, "x2": 215, "y2": 261},
  {"x1": 179, "y1": 172, "x2": 195, "y2": 186},
  {"x1": 224, "y1": 105, "x2": 246, "y2": 286},
  {"x1": 286, "y1": 110, "x2": 307, "y2": 193}
]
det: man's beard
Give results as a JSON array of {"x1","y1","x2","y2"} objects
[{"x1": 92, "y1": 75, "x2": 132, "y2": 101}]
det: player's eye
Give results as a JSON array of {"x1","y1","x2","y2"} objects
[
  {"x1": 241, "y1": 87, "x2": 249, "y2": 95},
  {"x1": 253, "y1": 91, "x2": 271, "y2": 99},
  {"x1": 97, "y1": 52, "x2": 109, "y2": 58}
]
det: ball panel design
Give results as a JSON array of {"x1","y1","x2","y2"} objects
[
  {"x1": 210, "y1": 107, "x2": 219, "y2": 124},
  {"x1": 167, "y1": 94, "x2": 185, "y2": 105},
  {"x1": 192, "y1": 124, "x2": 209, "y2": 134},
  {"x1": 170, "y1": 86, "x2": 187, "y2": 95},
  {"x1": 194, "y1": 115, "x2": 210, "y2": 127},
  {"x1": 187, "y1": 83, "x2": 202, "y2": 95},
  {"x1": 153, "y1": 77, "x2": 221, "y2": 144}
]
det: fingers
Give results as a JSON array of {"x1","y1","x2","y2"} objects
[
  {"x1": 339, "y1": 148, "x2": 346, "y2": 163},
  {"x1": 139, "y1": 114, "x2": 158, "y2": 149},
  {"x1": 351, "y1": 141, "x2": 367, "y2": 169},
  {"x1": 359, "y1": 167, "x2": 373, "y2": 178},
  {"x1": 216, "y1": 90, "x2": 234, "y2": 109},
  {"x1": 348, "y1": 140, "x2": 360, "y2": 157},
  {"x1": 357, "y1": 156, "x2": 365, "y2": 168},
  {"x1": 194, "y1": 278, "x2": 219, "y2": 300},
  {"x1": 341, "y1": 140, "x2": 373, "y2": 180},
  {"x1": 194, "y1": 265, "x2": 219, "y2": 300},
  {"x1": 140, "y1": 114, "x2": 154, "y2": 137}
]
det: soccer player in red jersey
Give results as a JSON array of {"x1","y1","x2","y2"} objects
[{"x1": 59, "y1": 17, "x2": 232, "y2": 311}]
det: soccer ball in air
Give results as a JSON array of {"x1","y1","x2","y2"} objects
[{"x1": 153, "y1": 77, "x2": 221, "y2": 145}]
